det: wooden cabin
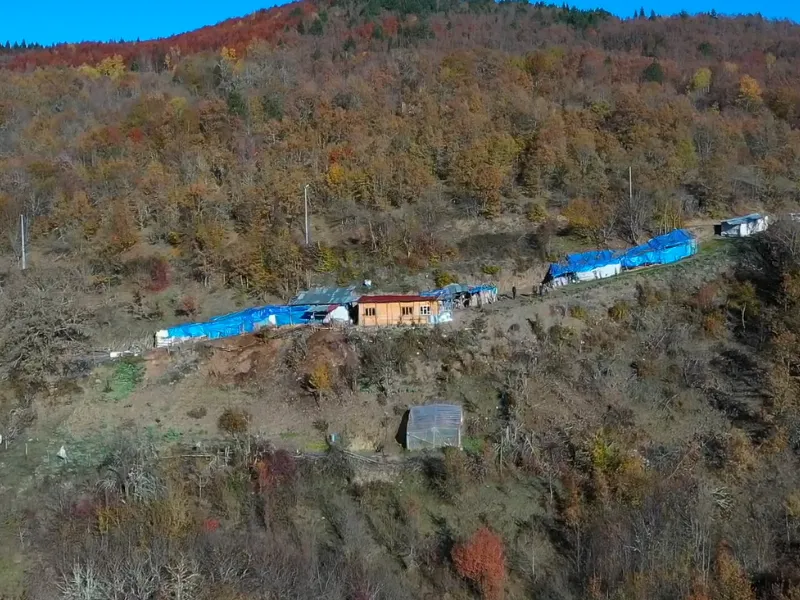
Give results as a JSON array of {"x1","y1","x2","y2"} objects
[{"x1": 357, "y1": 295, "x2": 439, "y2": 327}]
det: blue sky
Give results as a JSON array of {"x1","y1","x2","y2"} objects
[{"x1": 1, "y1": 0, "x2": 797, "y2": 46}]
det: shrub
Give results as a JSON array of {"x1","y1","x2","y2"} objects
[
  {"x1": 218, "y1": 408, "x2": 251, "y2": 435},
  {"x1": 526, "y1": 202, "x2": 548, "y2": 224},
  {"x1": 148, "y1": 256, "x2": 170, "y2": 292},
  {"x1": 105, "y1": 359, "x2": 144, "y2": 402},
  {"x1": 187, "y1": 407, "x2": 207, "y2": 419},
  {"x1": 452, "y1": 527, "x2": 506, "y2": 600},
  {"x1": 307, "y1": 362, "x2": 333, "y2": 401},
  {"x1": 727, "y1": 428, "x2": 756, "y2": 473},
  {"x1": 434, "y1": 270, "x2": 458, "y2": 288},
  {"x1": 608, "y1": 301, "x2": 630, "y2": 322},
  {"x1": 481, "y1": 265, "x2": 501, "y2": 276},
  {"x1": 691, "y1": 282, "x2": 719, "y2": 313},
  {"x1": 314, "y1": 245, "x2": 339, "y2": 273},
  {"x1": 702, "y1": 310, "x2": 727, "y2": 338},
  {"x1": 255, "y1": 449, "x2": 298, "y2": 491},
  {"x1": 203, "y1": 518, "x2": 220, "y2": 532},
  {"x1": 569, "y1": 305, "x2": 588, "y2": 320},
  {"x1": 636, "y1": 281, "x2": 664, "y2": 308},
  {"x1": 176, "y1": 295, "x2": 200, "y2": 317}
]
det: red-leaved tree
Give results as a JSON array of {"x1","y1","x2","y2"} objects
[{"x1": 452, "y1": 527, "x2": 506, "y2": 600}]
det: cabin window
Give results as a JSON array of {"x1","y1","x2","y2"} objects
[
  {"x1": 364, "y1": 307, "x2": 376, "y2": 317},
  {"x1": 420, "y1": 305, "x2": 430, "y2": 315},
  {"x1": 401, "y1": 306, "x2": 413, "y2": 316}
]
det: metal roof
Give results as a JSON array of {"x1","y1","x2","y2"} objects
[
  {"x1": 359, "y1": 295, "x2": 433, "y2": 304},
  {"x1": 722, "y1": 213, "x2": 764, "y2": 226},
  {"x1": 288, "y1": 286, "x2": 360, "y2": 306}
]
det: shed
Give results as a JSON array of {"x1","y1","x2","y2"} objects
[
  {"x1": 358, "y1": 295, "x2": 439, "y2": 327},
  {"x1": 405, "y1": 404, "x2": 463, "y2": 450},
  {"x1": 716, "y1": 214, "x2": 769, "y2": 238}
]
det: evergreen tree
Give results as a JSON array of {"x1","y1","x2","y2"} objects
[{"x1": 642, "y1": 60, "x2": 664, "y2": 83}]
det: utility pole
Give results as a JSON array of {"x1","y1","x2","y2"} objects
[
  {"x1": 629, "y1": 166, "x2": 633, "y2": 204},
  {"x1": 20, "y1": 214, "x2": 26, "y2": 270},
  {"x1": 304, "y1": 184, "x2": 310, "y2": 246}
]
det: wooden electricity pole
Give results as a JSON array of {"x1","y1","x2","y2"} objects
[{"x1": 20, "y1": 214, "x2": 26, "y2": 270}]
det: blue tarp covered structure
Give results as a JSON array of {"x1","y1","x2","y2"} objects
[
  {"x1": 420, "y1": 283, "x2": 471, "y2": 299},
  {"x1": 420, "y1": 283, "x2": 498, "y2": 299},
  {"x1": 546, "y1": 229, "x2": 697, "y2": 283},
  {"x1": 420, "y1": 283, "x2": 498, "y2": 311},
  {"x1": 620, "y1": 229, "x2": 697, "y2": 269},
  {"x1": 548, "y1": 249, "x2": 622, "y2": 279},
  {"x1": 157, "y1": 304, "x2": 314, "y2": 346}
]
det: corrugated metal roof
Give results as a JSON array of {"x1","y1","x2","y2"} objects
[
  {"x1": 288, "y1": 286, "x2": 360, "y2": 306},
  {"x1": 359, "y1": 295, "x2": 433, "y2": 304}
]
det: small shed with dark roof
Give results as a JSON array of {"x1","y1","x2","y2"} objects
[{"x1": 357, "y1": 294, "x2": 440, "y2": 327}]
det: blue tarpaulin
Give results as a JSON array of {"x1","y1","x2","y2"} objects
[
  {"x1": 620, "y1": 229, "x2": 697, "y2": 269},
  {"x1": 420, "y1": 284, "x2": 498, "y2": 299},
  {"x1": 420, "y1": 284, "x2": 471, "y2": 299},
  {"x1": 548, "y1": 249, "x2": 623, "y2": 279},
  {"x1": 468, "y1": 284, "x2": 498, "y2": 294},
  {"x1": 547, "y1": 230, "x2": 697, "y2": 282},
  {"x1": 159, "y1": 304, "x2": 315, "y2": 345}
]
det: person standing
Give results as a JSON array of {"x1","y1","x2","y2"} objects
[{"x1": 512, "y1": 286, "x2": 517, "y2": 300}]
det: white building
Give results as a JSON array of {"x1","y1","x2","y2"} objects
[{"x1": 717, "y1": 214, "x2": 769, "y2": 238}]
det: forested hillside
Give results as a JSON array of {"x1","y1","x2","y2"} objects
[
  {"x1": 1, "y1": 0, "x2": 800, "y2": 302},
  {"x1": 6, "y1": 3, "x2": 800, "y2": 600}
]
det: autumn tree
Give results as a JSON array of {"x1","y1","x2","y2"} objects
[
  {"x1": 451, "y1": 133, "x2": 520, "y2": 217},
  {"x1": 712, "y1": 543, "x2": 755, "y2": 600},
  {"x1": 691, "y1": 67, "x2": 712, "y2": 94},
  {"x1": 737, "y1": 75, "x2": 763, "y2": 111},
  {"x1": 563, "y1": 197, "x2": 618, "y2": 245},
  {"x1": 452, "y1": 527, "x2": 506, "y2": 600}
]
